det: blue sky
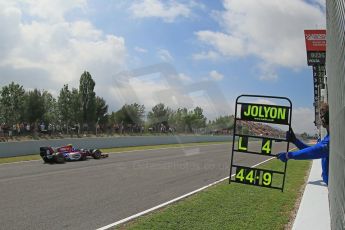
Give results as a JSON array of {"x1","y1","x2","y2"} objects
[{"x1": 0, "y1": 0, "x2": 326, "y2": 134}]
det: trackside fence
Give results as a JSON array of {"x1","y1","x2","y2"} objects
[{"x1": 0, "y1": 135, "x2": 232, "y2": 158}]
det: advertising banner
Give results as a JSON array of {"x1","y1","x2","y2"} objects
[
  {"x1": 307, "y1": 51, "x2": 326, "y2": 65},
  {"x1": 304, "y1": 30, "x2": 326, "y2": 52}
]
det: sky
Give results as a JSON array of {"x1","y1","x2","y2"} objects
[{"x1": 0, "y1": 0, "x2": 326, "y2": 134}]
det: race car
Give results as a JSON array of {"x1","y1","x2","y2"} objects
[{"x1": 39, "y1": 144, "x2": 108, "y2": 163}]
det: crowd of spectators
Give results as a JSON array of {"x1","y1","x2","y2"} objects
[
  {"x1": 0, "y1": 121, "x2": 177, "y2": 142},
  {"x1": 0, "y1": 120, "x2": 288, "y2": 142}
]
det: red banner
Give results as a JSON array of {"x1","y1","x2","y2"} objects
[{"x1": 304, "y1": 30, "x2": 326, "y2": 52}]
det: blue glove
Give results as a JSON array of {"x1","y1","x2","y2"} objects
[
  {"x1": 277, "y1": 152, "x2": 289, "y2": 162},
  {"x1": 286, "y1": 128, "x2": 296, "y2": 143}
]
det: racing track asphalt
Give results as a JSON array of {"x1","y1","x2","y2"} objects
[{"x1": 0, "y1": 142, "x2": 288, "y2": 230}]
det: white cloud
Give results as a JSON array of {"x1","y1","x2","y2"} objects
[
  {"x1": 0, "y1": 1, "x2": 127, "y2": 108},
  {"x1": 111, "y1": 73, "x2": 198, "y2": 111},
  {"x1": 258, "y1": 63, "x2": 278, "y2": 81},
  {"x1": 252, "y1": 99, "x2": 277, "y2": 105},
  {"x1": 193, "y1": 51, "x2": 220, "y2": 61},
  {"x1": 111, "y1": 75, "x2": 168, "y2": 110},
  {"x1": 134, "y1": 46, "x2": 148, "y2": 53},
  {"x1": 157, "y1": 48, "x2": 174, "y2": 62},
  {"x1": 188, "y1": 91, "x2": 233, "y2": 120},
  {"x1": 209, "y1": 70, "x2": 224, "y2": 81},
  {"x1": 0, "y1": 5, "x2": 21, "y2": 59},
  {"x1": 292, "y1": 107, "x2": 316, "y2": 135},
  {"x1": 177, "y1": 73, "x2": 193, "y2": 83},
  {"x1": 196, "y1": 31, "x2": 246, "y2": 57},
  {"x1": 188, "y1": 1, "x2": 206, "y2": 10},
  {"x1": 110, "y1": 69, "x2": 232, "y2": 119},
  {"x1": 129, "y1": 0, "x2": 191, "y2": 23},
  {"x1": 195, "y1": 0, "x2": 326, "y2": 76},
  {"x1": 25, "y1": 0, "x2": 87, "y2": 22}
]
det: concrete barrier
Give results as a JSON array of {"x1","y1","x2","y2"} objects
[{"x1": 0, "y1": 135, "x2": 232, "y2": 158}]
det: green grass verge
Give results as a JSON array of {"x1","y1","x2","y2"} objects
[
  {"x1": 0, "y1": 141, "x2": 228, "y2": 164},
  {"x1": 0, "y1": 154, "x2": 41, "y2": 164},
  {"x1": 117, "y1": 159, "x2": 311, "y2": 230}
]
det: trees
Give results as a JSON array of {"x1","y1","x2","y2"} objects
[
  {"x1": 70, "y1": 88, "x2": 82, "y2": 125},
  {"x1": 57, "y1": 84, "x2": 72, "y2": 127},
  {"x1": 190, "y1": 106, "x2": 207, "y2": 131},
  {"x1": 207, "y1": 115, "x2": 235, "y2": 132},
  {"x1": 95, "y1": 96, "x2": 108, "y2": 126},
  {"x1": 79, "y1": 71, "x2": 96, "y2": 128},
  {"x1": 120, "y1": 103, "x2": 145, "y2": 125},
  {"x1": 169, "y1": 108, "x2": 187, "y2": 132},
  {"x1": 180, "y1": 107, "x2": 207, "y2": 133},
  {"x1": 112, "y1": 103, "x2": 145, "y2": 132},
  {"x1": 24, "y1": 89, "x2": 46, "y2": 124},
  {"x1": 0, "y1": 82, "x2": 25, "y2": 125},
  {"x1": 57, "y1": 85, "x2": 82, "y2": 131},
  {"x1": 168, "y1": 107, "x2": 206, "y2": 133},
  {"x1": 300, "y1": 132, "x2": 309, "y2": 140},
  {"x1": 0, "y1": 78, "x2": 238, "y2": 136},
  {"x1": 42, "y1": 90, "x2": 59, "y2": 125},
  {"x1": 147, "y1": 103, "x2": 172, "y2": 131}
]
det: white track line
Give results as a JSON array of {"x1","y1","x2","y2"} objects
[
  {"x1": 96, "y1": 157, "x2": 277, "y2": 230},
  {"x1": 0, "y1": 159, "x2": 41, "y2": 165}
]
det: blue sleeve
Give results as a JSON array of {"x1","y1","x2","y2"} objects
[
  {"x1": 293, "y1": 138, "x2": 309, "y2": 149},
  {"x1": 289, "y1": 136, "x2": 329, "y2": 160}
]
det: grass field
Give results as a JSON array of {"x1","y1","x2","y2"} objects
[
  {"x1": 0, "y1": 141, "x2": 228, "y2": 164},
  {"x1": 116, "y1": 159, "x2": 311, "y2": 230}
]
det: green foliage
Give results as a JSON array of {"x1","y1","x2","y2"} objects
[
  {"x1": 207, "y1": 115, "x2": 234, "y2": 131},
  {"x1": 95, "y1": 96, "x2": 108, "y2": 125},
  {"x1": 147, "y1": 103, "x2": 172, "y2": 129},
  {"x1": 169, "y1": 108, "x2": 187, "y2": 132},
  {"x1": 113, "y1": 103, "x2": 145, "y2": 125},
  {"x1": 24, "y1": 89, "x2": 46, "y2": 123},
  {"x1": 0, "y1": 82, "x2": 25, "y2": 124},
  {"x1": 190, "y1": 106, "x2": 207, "y2": 130},
  {"x1": 168, "y1": 107, "x2": 206, "y2": 133},
  {"x1": 42, "y1": 90, "x2": 59, "y2": 124},
  {"x1": 58, "y1": 84, "x2": 72, "y2": 125},
  {"x1": 57, "y1": 84, "x2": 82, "y2": 126},
  {"x1": 79, "y1": 71, "x2": 96, "y2": 126},
  {"x1": 300, "y1": 132, "x2": 309, "y2": 140},
  {"x1": 70, "y1": 88, "x2": 82, "y2": 124}
]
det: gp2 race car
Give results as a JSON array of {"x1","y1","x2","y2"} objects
[{"x1": 39, "y1": 144, "x2": 108, "y2": 163}]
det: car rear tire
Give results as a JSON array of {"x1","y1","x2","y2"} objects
[
  {"x1": 43, "y1": 158, "x2": 51, "y2": 163},
  {"x1": 92, "y1": 150, "x2": 102, "y2": 159},
  {"x1": 54, "y1": 153, "x2": 65, "y2": 164}
]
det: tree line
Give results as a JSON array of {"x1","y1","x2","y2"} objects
[{"x1": 0, "y1": 71, "x2": 234, "y2": 136}]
